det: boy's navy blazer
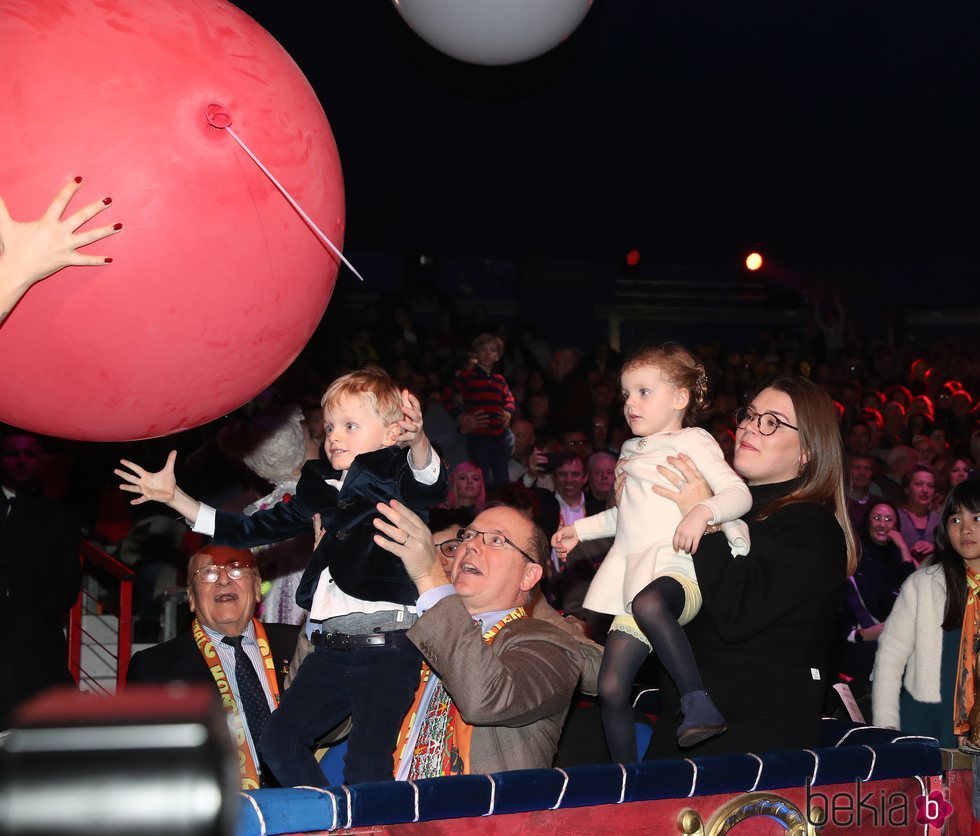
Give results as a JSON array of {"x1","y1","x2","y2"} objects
[{"x1": 212, "y1": 446, "x2": 448, "y2": 608}]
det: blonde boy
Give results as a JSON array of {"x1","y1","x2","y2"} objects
[{"x1": 118, "y1": 367, "x2": 448, "y2": 785}]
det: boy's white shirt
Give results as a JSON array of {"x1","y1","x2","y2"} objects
[{"x1": 190, "y1": 447, "x2": 441, "y2": 620}]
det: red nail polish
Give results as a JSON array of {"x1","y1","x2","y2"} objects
[
  {"x1": 103, "y1": 197, "x2": 112, "y2": 205},
  {"x1": 113, "y1": 222, "x2": 123, "y2": 231},
  {"x1": 74, "y1": 176, "x2": 83, "y2": 184},
  {"x1": 104, "y1": 257, "x2": 113, "y2": 264}
]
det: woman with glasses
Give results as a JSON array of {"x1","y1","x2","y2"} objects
[
  {"x1": 644, "y1": 374, "x2": 857, "y2": 758},
  {"x1": 862, "y1": 502, "x2": 917, "y2": 592},
  {"x1": 830, "y1": 502, "x2": 915, "y2": 700}
]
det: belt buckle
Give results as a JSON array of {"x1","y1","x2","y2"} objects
[
  {"x1": 365, "y1": 634, "x2": 386, "y2": 647},
  {"x1": 334, "y1": 632, "x2": 352, "y2": 651}
]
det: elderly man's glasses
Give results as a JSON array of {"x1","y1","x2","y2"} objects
[
  {"x1": 457, "y1": 528, "x2": 539, "y2": 565},
  {"x1": 735, "y1": 406, "x2": 799, "y2": 436},
  {"x1": 193, "y1": 562, "x2": 254, "y2": 583}
]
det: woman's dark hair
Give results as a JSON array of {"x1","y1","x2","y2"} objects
[
  {"x1": 937, "y1": 480, "x2": 980, "y2": 630},
  {"x1": 427, "y1": 506, "x2": 476, "y2": 534},
  {"x1": 752, "y1": 374, "x2": 859, "y2": 575}
]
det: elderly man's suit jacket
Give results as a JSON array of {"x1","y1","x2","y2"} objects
[
  {"x1": 407, "y1": 595, "x2": 581, "y2": 774},
  {"x1": 210, "y1": 447, "x2": 448, "y2": 607},
  {"x1": 126, "y1": 622, "x2": 299, "y2": 692}
]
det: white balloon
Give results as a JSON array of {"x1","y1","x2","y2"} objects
[{"x1": 392, "y1": 0, "x2": 593, "y2": 66}]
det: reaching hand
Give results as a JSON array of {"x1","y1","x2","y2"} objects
[
  {"x1": 0, "y1": 177, "x2": 121, "y2": 299},
  {"x1": 398, "y1": 389, "x2": 424, "y2": 446},
  {"x1": 399, "y1": 389, "x2": 433, "y2": 470},
  {"x1": 116, "y1": 451, "x2": 178, "y2": 505},
  {"x1": 551, "y1": 524, "x2": 580, "y2": 563},
  {"x1": 373, "y1": 499, "x2": 448, "y2": 593}
]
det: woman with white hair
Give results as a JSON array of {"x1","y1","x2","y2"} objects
[{"x1": 218, "y1": 405, "x2": 312, "y2": 625}]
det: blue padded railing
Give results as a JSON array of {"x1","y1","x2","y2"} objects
[{"x1": 237, "y1": 720, "x2": 942, "y2": 835}]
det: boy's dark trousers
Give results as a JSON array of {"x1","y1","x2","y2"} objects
[
  {"x1": 466, "y1": 431, "x2": 514, "y2": 490},
  {"x1": 260, "y1": 632, "x2": 422, "y2": 786}
]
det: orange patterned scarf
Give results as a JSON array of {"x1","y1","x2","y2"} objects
[
  {"x1": 394, "y1": 607, "x2": 525, "y2": 779},
  {"x1": 953, "y1": 569, "x2": 980, "y2": 735},
  {"x1": 192, "y1": 618, "x2": 281, "y2": 789}
]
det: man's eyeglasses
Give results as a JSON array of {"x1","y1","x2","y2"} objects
[
  {"x1": 192, "y1": 562, "x2": 254, "y2": 584},
  {"x1": 871, "y1": 514, "x2": 895, "y2": 523},
  {"x1": 734, "y1": 406, "x2": 799, "y2": 436},
  {"x1": 435, "y1": 539, "x2": 461, "y2": 558},
  {"x1": 456, "y1": 528, "x2": 540, "y2": 565}
]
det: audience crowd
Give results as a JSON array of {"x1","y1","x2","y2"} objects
[{"x1": 4, "y1": 287, "x2": 980, "y2": 773}]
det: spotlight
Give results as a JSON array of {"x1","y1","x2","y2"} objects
[
  {"x1": 625, "y1": 249, "x2": 641, "y2": 268},
  {"x1": 744, "y1": 252, "x2": 763, "y2": 271}
]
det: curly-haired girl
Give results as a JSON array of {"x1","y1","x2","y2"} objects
[{"x1": 553, "y1": 343, "x2": 751, "y2": 758}]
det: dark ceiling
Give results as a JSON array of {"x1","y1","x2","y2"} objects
[{"x1": 232, "y1": 1, "x2": 980, "y2": 265}]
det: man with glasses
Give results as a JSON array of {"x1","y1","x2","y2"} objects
[
  {"x1": 374, "y1": 500, "x2": 581, "y2": 777},
  {"x1": 127, "y1": 545, "x2": 298, "y2": 788}
]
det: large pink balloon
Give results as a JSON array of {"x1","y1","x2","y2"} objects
[{"x1": 0, "y1": 0, "x2": 344, "y2": 441}]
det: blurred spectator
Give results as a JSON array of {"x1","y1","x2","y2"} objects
[
  {"x1": 897, "y1": 464, "x2": 940, "y2": 565},
  {"x1": 0, "y1": 429, "x2": 82, "y2": 729},
  {"x1": 879, "y1": 445, "x2": 918, "y2": 507},
  {"x1": 560, "y1": 429, "x2": 592, "y2": 458},
  {"x1": 831, "y1": 501, "x2": 914, "y2": 701},
  {"x1": 443, "y1": 461, "x2": 486, "y2": 512},
  {"x1": 508, "y1": 418, "x2": 554, "y2": 491},
  {"x1": 442, "y1": 334, "x2": 516, "y2": 489},
  {"x1": 584, "y1": 452, "x2": 616, "y2": 506},
  {"x1": 846, "y1": 451, "x2": 883, "y2": 531},
  {"x1": 217, "y1": 407, "x2": 313, "y2": 626}
]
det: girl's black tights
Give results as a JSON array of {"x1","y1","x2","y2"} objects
[{"x1": 597, "y1": 576, "x2": 703, "y2": 762}]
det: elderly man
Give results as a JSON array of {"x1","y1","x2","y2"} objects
[
  {"x1": 374, "y1": 500, "x2": 581, "y2": 777},
  {"x1": 584, "y1": 451, "x2": 616, "y2": 505},
  {"x1": 127, "y1": 545, "x2": 299, "y2": 789}
]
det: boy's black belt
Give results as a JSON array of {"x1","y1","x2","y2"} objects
[{"x1": 310, "y1": 628, "x2": 412, "y2": 651}]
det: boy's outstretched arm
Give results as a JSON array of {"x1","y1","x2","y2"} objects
[
  {"x1": 115, "y1": 450, "x2": 202, "y2": 522},
  {"x1": 398, "y1": 389, "x2": 432, "y2": 469}
]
